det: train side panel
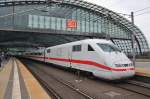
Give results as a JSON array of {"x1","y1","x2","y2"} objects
[{"x1": 45, "y1": 46, "x2": 71, "y2": 68}]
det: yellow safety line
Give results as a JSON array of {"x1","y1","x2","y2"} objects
[
  {"x1": 16, "y1": 59, "x2": 51, "y2": 99},
  {"x1": 12, "y1": 60, "x2": 22, "y2": 99},
  {"x1": 135, "y1": 68, "x2": 150, "y2": 77}
]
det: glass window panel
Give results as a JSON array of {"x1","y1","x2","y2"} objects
[
  {"x1": 45, "y1": 16, "x2": 50, "y2": 29},
  {"x1": 33, "y1": 15, "x2": 38, "y2": 28},
  {"x1": 88, "y1": 45, "x2": 94, "y2": 51},
  {"x1": 90, "y1": 21, "x2": 94, "y2": 33},
  {"x1": 93, "y1": 22, "x2": 97, "y2": 33},
  {"x1": 39, "y1": 16, "x2": 44, "y2": 29},
  {"x1": 85, "y1": 21, "x2": 89, "y2": 32},
  {"x1": 47, "y1": 49, "x2": 51, "y2": 53},
  {"x1": 51, "y1": 17, "x2": 56, "y2": 29},
  {"x1": 73, "y1": 45, "x2": 81, "y2": 51},
  {"x1": 62, "y1": 18, "x2": 66, "y2": 31},
  {"x1": 57, "y1": 18, "x2": 61, "y2": 30},
  {"x1": 81, "y1": 20, "x2": 85, "y2": 32},
  {"x1": 28, "y1": 15, "x2": 33, "y2": 28},
  {"x1": 97, "y1": 21, "x2": 101, "y2": 33},
  {"x1": 77, "y1": 20, "x2": 80, "y2": 32}
]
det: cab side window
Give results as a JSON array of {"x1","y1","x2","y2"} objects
[
  {"x1": 88, "y1": 45, "x2": 94, "y2": 51},
  {"x1": 72, "y1": 45, "x2": 81, "y2": 52}
]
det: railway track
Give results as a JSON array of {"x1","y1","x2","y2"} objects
[
  {"x1": 113, "y1": 80, "x2": 150, "y2": 97},
  {"x1": 127, "y1": 80, "x2": 150, "y2": 89},
  {"x1": 22, "y1": 60, "x2": 94, "y2": 99}
]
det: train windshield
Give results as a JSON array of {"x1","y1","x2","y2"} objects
[{"x1": 97, "y1": 43, "x2": 121, "y2": 52}]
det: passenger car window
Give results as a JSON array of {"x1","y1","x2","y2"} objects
[
  {"x1": 47, "y1": 49, "x2": 51, "y2": 53},
  {"x1": 88, "y1": 45, "x2": 94, "y2": 51},
  {"x1": 38, "y1": 53, "x2": 42, "y2": 55},
  {"x1": 73, "y1": 45, "x2": 81, "y2": 51}
]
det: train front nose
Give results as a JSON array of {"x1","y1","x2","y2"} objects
[
  {"x1": 103, "y1": 51, "x2": 135, "y2": 80},
  {"x1": 111, "y1": 62, "x2": 135, "y2": 79},
  {"x1": 110, "y1": 52, "x2": 135, "y2": 79}
]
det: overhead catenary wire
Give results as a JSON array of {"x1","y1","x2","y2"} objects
[
  {"x1": 135, "y1": 10, "x2": 150, "y2": 16},
  {"x1": 133, "y1": 6, "x2": 150, "y2": 16},
  {"x1": 117, "y1": 7, "x2": 150, "y2": 17},
  {"x1": 134, "y1": 6, "x2": 150, "y2": 13}
]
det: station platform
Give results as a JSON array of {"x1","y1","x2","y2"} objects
[
  {"x1": 0, "y1": 57, "x2": 51, "y2": 99},
  {"x1": 135, "y1": 61, "x2": 150, "y2": 77}
]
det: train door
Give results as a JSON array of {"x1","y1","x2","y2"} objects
[
  {"x1": 43, "y1": 48, "x2": 46, "y2": 62},
  {"x1": 71, "y1": 44, "x2": 82, "y2": 69},
  {"x1": 68, "y1": 46, "x2": 72, "y2": 68}
]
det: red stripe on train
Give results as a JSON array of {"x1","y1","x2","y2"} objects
[
  {"x1": 46, "y1": 57, "x2": 134, "y2": 71},
  {"x1": 29, "y1": 56, "x2": 134, "y2": 71}
]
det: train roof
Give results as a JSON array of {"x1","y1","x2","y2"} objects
[
  {"x1": 82, "y1": 39, "x2": 112, "y2": 43},
  {"x1": 46, "y1": 39, "x2": 112, "y2": 49}
]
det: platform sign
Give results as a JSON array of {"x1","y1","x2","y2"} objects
[{"x1": 66, "y1": 19, "x2": 77, "y2": 29}]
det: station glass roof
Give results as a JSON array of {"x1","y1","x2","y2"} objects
[{"x1": 0, "y1": 0, "x2": 149, "y2": 56}]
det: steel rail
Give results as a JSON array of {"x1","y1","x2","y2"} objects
[
  {"x1": 113, "y1": 80, "x2": 150, "y2": 97},
  {"x1": 126, "y1": 80, "x2": 150, "y2": 89}
]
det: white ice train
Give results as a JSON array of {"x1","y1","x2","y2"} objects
[{"x1": 25, "y1": 39, "x2": 135, "y2": 80}]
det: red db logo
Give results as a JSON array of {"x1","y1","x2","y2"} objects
[{"x1": 67, "y1": 19, "x2": 77, "y2": 28}]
